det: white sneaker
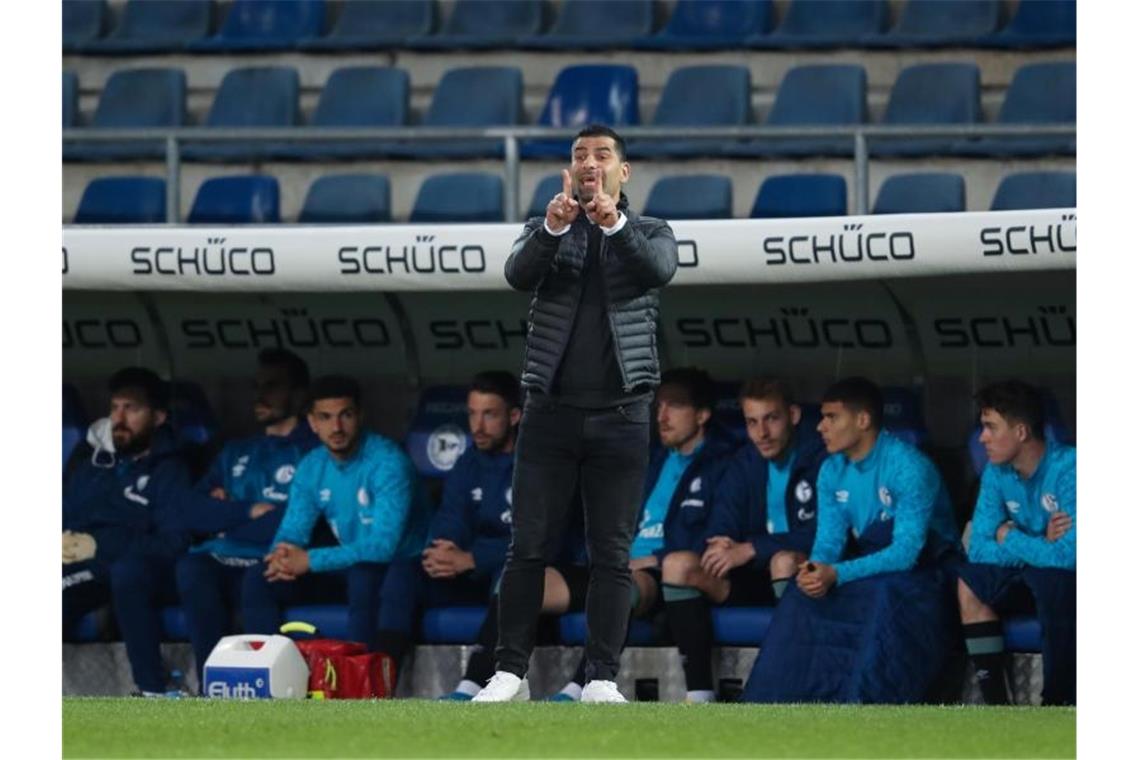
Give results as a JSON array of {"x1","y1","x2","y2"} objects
[
  {"x1": 471, "y1": 671, "x2": 530, "y2": 702},
  {"x1": 580, "y1": 680, "x2": 627, "y2": 703}
]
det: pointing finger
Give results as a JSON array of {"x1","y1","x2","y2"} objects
[{"x1": 561, "y1": 169, "x2": 573, "y2": 198}]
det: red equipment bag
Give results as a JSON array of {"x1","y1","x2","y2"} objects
[{"x1": 293, "y1": 640, "x2": 397, "y2": 699}]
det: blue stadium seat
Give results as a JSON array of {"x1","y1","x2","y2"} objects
[
  {"x1": 169, "y1": 381, "x2": 218, "y2": 447},
  {"x1": 1003, "y1": 615, "x2": 1043, "y2": 653},
  {"x1": 750, "y1": 174, "x2": 847, "y2": 218},
  {"x1": 525, "y1": 174, "x2": 564, "y2": 219},
  {"x1": 183, "y1": 67, "x2": 300, "y2": 162},
  {"x1": 520, "y1": 0, "x2": 653, "y2": 50},
  {"x1": 63, "y1": 0, "x2": 107, "y2": 52},
  {"x1": 63, "y1": 384, "x2": 87, "y2": 470},
  {"x1": 629, "y1": 65, "x2": 751, "y2": 159},
  {"x1": 409, "y1": 173, "x2": 505, "y2": 224},
  {"x1": 743, "y1": 64, "x2": 866, "y2": 157},
  {"x1": 635, "y1": 0, "x2": 772, "y2": 50},
  {"x1": 73, "y1": 176, "x2": 167, "y2": 224},
  {"x1": 869, "y1": 0, "x2": 1000, "y2": 48},
  {"x1": 873, "y1": 64, "x2": 981, "y2": 157},
  {"x1": 78, "y1": 0, "x2": 211, "y2": 54},
  {"x1": 301, "y1": 0, "x2": 435, "y2": 51},
  {"x1": 959, "y1": 62, "x2": 1075, "y2": 157},
  {"x1": 882, "y1": 386, "x2": 928, "y2": 447},
  {"x1": 66, "y1": 611, "x2": 105, "y2": 643},
  {"x1": 559, "y1": 613, "x2": 658, "y2": 646},
  {"x1": 299, "y1": 174, "x2": 391, "y2": 224},
  {"x1": 63, "y1": 71, "x2": 79, "y2": 128},
  {"x1": 405, "y1": 386, "x2": 472, "y2": 478},
  {"x1": 187, "y1": 175, "x2": 280, "y2": 224},
  {"x1": 64, "y1": 68, "x2": 187, "y2": 161},
  {"x1": 752, "y1": 0, "x2": 888, "y2": 49},
  {"x1": 873, "y1": 173, "x2": 966, "y2": 215},
  {"x1": 421, "y1": 607, "x2": 488, "y2": 644},
  {"x1": 276, "y1": 66, "x2": 409, "y2": 160},
  {"x1": 990, "y1": 171, "x2": 1076, "y2": 211},
  {"x1": 189, "y1": 0, "x2": 324, "y2": 52},
  {"x1": 283, "y1": 605, "x2": 352, "y2": 640},
  {"x1": 390, "y1": 67, "x2": 523, "y2": 159},
  {"x1": 711, "y1": 607, "x2": 776, "y2": 645},
  {"x1": 406, "y1": 0, "x2": 542, "y2": 50},
  {"x1": 982, "y1": 0, "x2": 1075, "y2": 48},
  {"x1": 967, "y1": 387, "x2": 1073, "y2": 475},
  {"x1": 710, "y1": 381, "x2": 746, "y2": 445},
  {"x1": 644, "y1": 175, "x2": 733, "y2": 220},
  {"x1": 521, "y1": 65, "x2": 640, "y2": 159}
]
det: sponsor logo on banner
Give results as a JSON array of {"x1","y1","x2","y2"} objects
[
  {"x1": 980, "y1": 214, "x2": 1076, "y2": 257},
  {"x1": 181, "y1": 309, "x2": 391, "y2": 350},
  {"x1": 430, "y1": 319, "x2": 530, "y2": 351},
  {"x1": 763, "y1": 223, "x2": 916, "y2": 266},
  {"x1": 677, "y1": 307, "x2": 894, "y2": 350},
  {"x1": 427, "y1": 424, "x2": 468, "y2": 471},
  {"x1": 933, "y1": 306, "x2": 1075, "y2": 349},
  {"x1": 63, "y1": 318, "x2": 144, "y2": 349},
  {"x1": 204, "y1": 666, "x2": 271, "y2": 699},
  {"x1": 131, "y1": 238, "x2": 276, "y2": 276},
  {"x1": 338, "y1": 235, "x2": 486, "y2": 275}
]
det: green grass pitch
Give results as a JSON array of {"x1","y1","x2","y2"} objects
[{"x1": 63, "y1": 698, "x2": 1075, "y2": 759}]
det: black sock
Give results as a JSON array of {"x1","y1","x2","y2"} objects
[
  {"x1": 463, "y1": 595, "x2": 500, "y2": 686},
  {"x1": 964, "y1": 621, "x2": 1010, "y2": 705},
  {"x1": 663, "y1": 585, "x2": 714, "y2": 692}
]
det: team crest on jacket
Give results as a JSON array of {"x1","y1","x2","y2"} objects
[
  {"x1": 1006, "y1": 500, "x2": 1021, "y2": 515},
  {"x1": 506, "y1": 487, "x2": 513, "y2": 505},
  {"x1": 232, "y1": 455, "x2": 249, "y2": 478},
  {"x1": 137, "y1": 475, "x2": 150, "y2": 491},
  {"x1": 1041, "y1": 493, "x2": 1059, "y2": 513},
  {"x1": 690, "y1": 477, "x2": 702, "y2": 493},
  {"x1": 275, "y1": 465, "x2": 295, "y2": 484},
  {"x1": 836, "y1": 490, "x2": 849, "y2": 503},
  {"x1": 427, "y1": 424, "x2": 467, "y2": 471},
  {"x1": 471, "y1": 487, "x2": 483, "y2": 502},
  {"x1": 357, "y1": 487, "x2": 370, "y2": 507},
  {"x1": 879, "y1": 487, "x2": 892, "y2": 506},
  {"x1": 795, "y1": 480, "x2": 813, "y2": 504},
  {"x1": 500, "y1": 508, "x2": 512, "y2": 525},
  {"x1": 796, "y1": 507, "x2": 815, "y2": 522}
]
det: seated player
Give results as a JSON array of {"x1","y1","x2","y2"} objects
[
  {"x1": 175, "y1": 349, "x2": 318, "y2": 685},
  {"x1": 957, "y1": 380, "x2": 1076, "y2": 706},
  {"x1": 241, "y1": 375, "x2": 431, "y2": 659},
  {"x1": 62, "y1": 367, "x2": 192, "y2": 696},
  {"x1": 544, "y1": 367, "x2": 735, "y2": 702},
  {"x1": 743, "y1": 377, "x2": 960, "y2": 703},
  {"x1": 661, "y1": 376, "x2": 825, "y2": 702},
  {"x1": 377, "y1": 371, "x2": 521, "y2": 673}
]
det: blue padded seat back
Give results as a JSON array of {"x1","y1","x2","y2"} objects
[
  {"x1": 312, "y1": 67, "x2": 409, "y2": 127},
  {"x1": 92, "y1": 68, "x2": 186, "y2": 128},
  {"x1": 63, "y1": 71, "x2": 79, "y2": 128},
  {"x1": 990, "y1": 0, "x2": 1075, "y2": 45},
  {"x1": 885, "y1": 64, "x2": 981, "y2": 125},
  {"x1": 873, "y1": 173, "x2": 966, "y2": 215},
  {"x1": 881, "y1": 387, "x2": 927, "y2": 447},
  {"x1": 441, "y1": 0, "x2": 541, "y2": 37},
  {"x1": 169, "y1": 381, "x2": 218, "y2": 447},
  {"x1": 188, "y1": 175, "x2": 281, "y2": 224},
  {"x1": 999, "y1": 62, "x2": 1076, "y2": 125},
  {"x1": 990, "y1": 172, "x2": 1076, "y2": 210},
  {"x1": 63, "y1": 0, "x2": 106, "y2": 47},
  {"x1": 751, "y1": 174, "x2": 847, "y2": 218},
  {"x1": 324, "y1": 0, "x2": 434, "y2": 39},
  {"x1": 889, "y1": 0, "x2": 999, "y2": 40},
  {"x1": 661, "y1": 0, "x2": 772, "y2": 39},
  {"x1": 74, "y1": 176, "x2": 167, "y2": 224},
  {"x1": 409, "y1": 173, "x2": 504, "y2": 223},
  {"x1": 421, "y1": 607, "x2": 488, "y2": 644},
  {"x1": 644, "y1": 175, "x2": 733, "y2": 220},
  {"x1": 300, "y1": 174, "x2": 391, "y2": 224},
  {"x1": 107, "y1": 0, "x2": 211, "y2": 44},
  {"x1": 424, "y1": 67, "x2": 523, "y2": 126},
  {"x1": 654, "y1": 65, "x2": 751, "y2": 126},
  {"x1": 545, "y1": 0, "x2": 652, "y2": 38},
  {"x1": 772, "y1": 0, "x2": 887, "y2": 37},
  {"x1": 539, "y1": 64, "x2": 640, "y2": 128},
  {"x1": 1003, "y1": 615, "x2": 1043, "y2": 653},
  {"x1": 711, "y1": 607, "x2": 776, "y2": 645},
  {"x1": 405, "y1": 386, "x2": 471, "y2": 477},
  {"x1": 767, "y1": 64, "x2": 866, "y2": 126},
  {"x1": 526, "y1": 174, "x2": 564, "y2": 219},
  {"x1": 711, "y1": 381, "x2": 746, "y2": 445},
  {"x1": 214, "y1": 0, "x2": 324, "y2": 43},
  {"x1": 205, "y1": 67, "x2": 300, "y2": 127}
]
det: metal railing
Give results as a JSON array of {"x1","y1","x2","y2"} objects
[{"x1": 62, "y1": 124, "x2": 1076, "y2": 223}]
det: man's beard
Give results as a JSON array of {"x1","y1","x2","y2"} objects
[{"x1": 113, "y1": 428, "x2": 152, "y2": 457}]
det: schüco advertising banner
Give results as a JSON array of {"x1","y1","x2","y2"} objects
[{"x1": 61, "y1": 208, "x2": 1075, "y2": 292}]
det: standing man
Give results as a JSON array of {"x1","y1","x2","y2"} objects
[
  {"x1": 475, "y1": 124, "x2": 679, "y2": 702},
  {"x1": 241, "y1": 375, "x2": 430, "y2": 657},
  {"x1": 175, "y1": 349, "x2": 317, "y2": 685},
  {"x1": 957, "y1": 380, "x2": 1076, "y2": 705}
]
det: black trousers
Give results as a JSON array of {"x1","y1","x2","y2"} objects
[{"x1": 495, "y1": 396, "x2": 650, "y2": 681}]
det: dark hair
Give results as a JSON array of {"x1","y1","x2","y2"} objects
[
  {"x1": 975, "y1": 380, "x2": 1045, "y2": 440},
  {"x1": 822, "y1": 377, "x2": 883, "y2": 430},
  {"x1": 471, "y1": 370, "x2": 521, "y2": 410},
  {"x1": 258, "y1": 348, "x2": 310, "y2": 390},
  {"x1": 739, "y1": 376, "x2": 796, "y2": 408},
  {"x1": 107, "y1": 367, "x2": 170, "y2": 411},
  {"x1": 575, "y1": 124, "x2": 627, "y2": 161},
  {"x1": 308, "y1": 375, "x2": 361, "y2": 407},
  {"x1": 659, "y1": 367, "x2": 716, "y2": 413}
]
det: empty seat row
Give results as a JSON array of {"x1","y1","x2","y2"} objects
[
  {"x1": 63, "y1": 60, "x2": 1076, "y2": 161},
  {"x1": 70, "y1": 170, "x2": 1076, "y2": 226},
  {"x1": 64, "y1": 0, "x2": 1076, "y2": 55}
]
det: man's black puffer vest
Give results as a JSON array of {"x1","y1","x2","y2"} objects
[{"x1": 504, "y1": 194, "x2": 679, "y2": 395}]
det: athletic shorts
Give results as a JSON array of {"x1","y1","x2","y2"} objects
[{"x1": 956, "y1": 562, "x2": 1069, "y2": 615}]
